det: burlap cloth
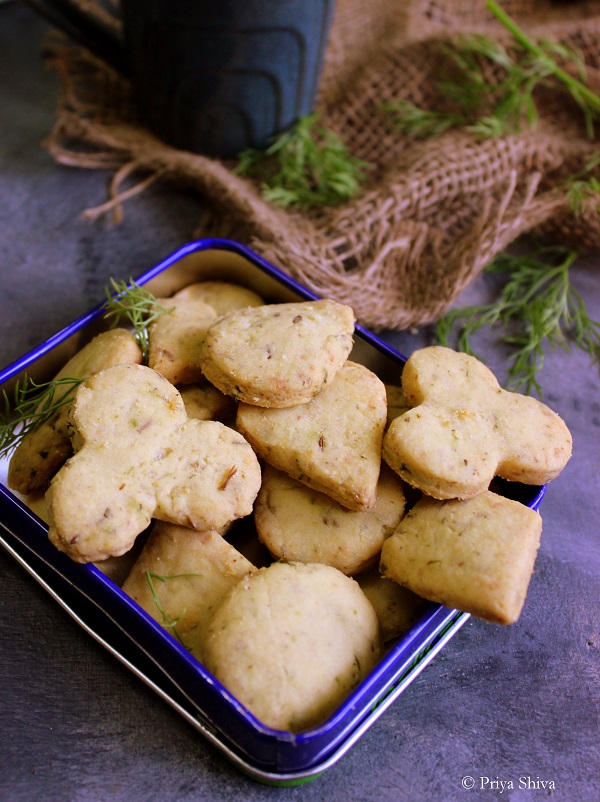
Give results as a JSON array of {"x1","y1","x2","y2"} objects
[{"x1": 42, "y1": 0, "x2": 600, "y2": 331}]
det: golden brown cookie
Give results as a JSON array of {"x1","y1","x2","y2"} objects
[
  {"x1": 122, "y1": 521, "x2": 255, "y2": 658},
  {"x1": 383, "y1": 346, "x2": 572, "y2": 499},
  {"x1": 356, "y1": 568, "x2": 427, "y2": 642},
  {"x1": 202, "y1": 561, "x2": 381, "y2": 732},
  {"x1": 380, "y1": 491, "x2": 543, "y2": 624},
  {"x1": 8, "y1": 329, "x2": 142, "y2": 494},
  {"x1": 148, "y1": 295, "x2": 218, "y2": 385},
  {"x1": 200, "y1": 299, "x2": 355, "y2": 407},
  {"x1": 254, "y1": 464, "x2": 406, "y2": 575},
  {"x1": 237, "y1": 361, "x2": 387, "y2": 511},
  {"x1": 174, "y1": 280, "x2": 264, "y2": 314}
]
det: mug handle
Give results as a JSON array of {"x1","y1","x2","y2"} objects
[{"x1": 23, "y1": 0, "x2": 128, "y2": 76}]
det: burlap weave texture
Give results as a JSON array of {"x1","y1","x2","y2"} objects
[{"x1": 43, "y1": 0, "x2": 600, "y2": 331}]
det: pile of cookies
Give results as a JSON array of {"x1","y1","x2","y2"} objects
[{"x1": 7, "y1": 279, "x2": 572, "y2": 733}]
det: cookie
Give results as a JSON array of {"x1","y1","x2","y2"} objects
[
  {"x1": 383, "y1": 346, "x2": 572, "y2": 499},
  {"x1": 356, "y1": 568, "x2": 427, "y2": 642},
  {"x1": 179, "y1": 383, "x2": 237, "y2": 422},
  {"x1": 174, "y1": 280, "x2": 264, "y2": 314},
  {"x1": 385, "y1": 384, "x2": 411, "y2": 429},
  {"x1": 380, "y1": 491, "x2": 543, "y2": 624},
  {"x1": 202, "y1": 561, "x2": 381, "y2": 732},
  {"x1": 8, "y1": 328, "x2": 142, "y2": 494},
  {"x1": 122, "y1": 521, "x2": 255, "y2": 658},
  {"x1": 237, "y1": 361, "x2": 387, "y2": 511},
  {"x1": 254, "y1": 464, "x2": 406, "y2": 575},
  {"x1": 46, "y1": 364, "x2": 262, "y2": 563},
  {"x1": 148, "y1": 295, "x2": 218, "y2": 385},
  {"x1": 200, "y1": 299, "x2": 355, "y2": 407}
]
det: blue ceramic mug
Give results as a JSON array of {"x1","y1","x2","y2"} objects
[{"x1": 24, "y1": 0, "x2": 335, "y2": 158}]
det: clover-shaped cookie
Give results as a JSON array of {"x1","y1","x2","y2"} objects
[
  {"x1": 47, "y1": 364, "x2": 262, "y2": 563},
  {"x1": 383, "y1": 346, "x2": 572, "y2": 500},
  {"x1": 8, "y1": 328, "x2": 142, "y2": 494}
]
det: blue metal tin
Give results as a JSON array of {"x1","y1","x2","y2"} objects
[{"x1": 0, "y1": 240, "x2": 544, "y2": 783}]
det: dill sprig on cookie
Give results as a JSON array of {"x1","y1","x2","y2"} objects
[
  {"x1": 145, "y1": 571, "x2": 187, "y2": 626},
  {"x1": 0, "y1": 376, "x2": 86, "y2": 459},
  {"x1": 145, "y1": 570, "x2": 203, "y2": 646},
  {"x1": 102, "y1": 278, "x2": 174, "y2": 363},
  {"x1": 436, "y1": 243, "x2": 600, "y2": 396},
  {"x1": 1, "y1": 279, "x2": 171, "y2": 457}
]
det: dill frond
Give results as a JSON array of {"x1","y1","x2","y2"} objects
[
  {"x1": 235, "y1": 112, "x2": 371, "y2": 210},
  {"x1": 381, "y1": 100, "x2": 468, "y2": 140},
  {"x1": 145, "y1": 570, "x2": 207, "y2": 649},
  {"x1": 565, "y1": 152, "x2": 600, "y2": 216},
  {"x1": 385, "y1": 0, "x2": 600, "y2": 141},
  {"x1": 436, "y1": 243, "x2": 600, "y2": 395},
  {"x1": 0, "y1": 376, "x2": 87, "y2": 458},
  {"x1": 102, "y1": 278, "x2": 173, "y2": 363}
]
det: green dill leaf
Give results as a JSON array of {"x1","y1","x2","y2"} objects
[
  {"x1": 448, "y1": 32, "x2": 514, "y2": 72},
  {"x1": 144, "y1": 570, "x2": 199, "y2": 645},
  {"x1": 538, "y1": 37, "x2": 587, "y2": 82},
  {"x1": 382, "y1": 99, "x2": 468, "y2": 139},
  {"x1": 102, "y1": 278, "x2": 173, "y2": 363},
  {"x1": 465, "y1": 114, "x2": 506, "y2": 139},
  {"x1": 260, "y1": 185, "x2": 298, "y2": 208},
  {"x1": 384, "y1": 2, "x2": 600, "y2": 141},
  {"x1": 564, "y1": 152, "x2": 600, "y2": 215},
  {"x1": 566, "y1": 177, "x2": 600, "y2": 216},
  {"x1": 436, "y1": 242, "x2": 600, "y2": 395},
  {"x1": 0, "y1": 375, "x2": 87, "y2": 458},
  {"x1": 235, "y1": 112, "x2": 371, "y2": 210},
  {"x1": 486, "y1": 0, "x2": 600, "y2": 138}
]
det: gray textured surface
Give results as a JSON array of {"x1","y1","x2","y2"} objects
[{"x1": 1, "y1": 4, "x2": 599, "y2": 800}]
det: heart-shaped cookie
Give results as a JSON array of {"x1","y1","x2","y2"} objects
[
  {"x1": 200, "y1": 299, "x2": 355, "y2": 407},
  {"x1": 237, "y1": 361, "x2": 387, "y2": 510}
]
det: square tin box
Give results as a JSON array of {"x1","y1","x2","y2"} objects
[{"x1": 0, "y1": 239, "x2": 545, "y2": 785}]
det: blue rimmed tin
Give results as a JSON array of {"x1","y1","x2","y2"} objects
[{"x1": 0, "y1": 239, "x2": 545, "y2": 784}]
